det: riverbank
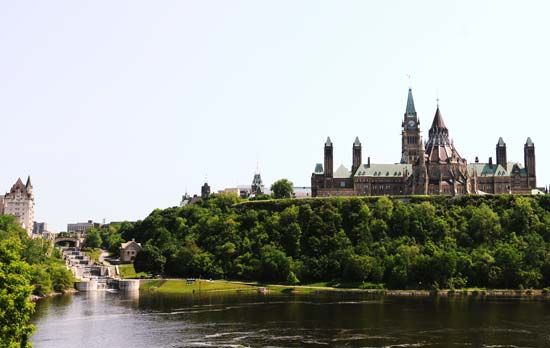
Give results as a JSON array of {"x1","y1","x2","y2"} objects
[
  {"x1": 139, "y1": 279, "x2": 550, "y2": 298},
  {"x1": 31, "y1": 288, "x2": 78, "y2": 302}
]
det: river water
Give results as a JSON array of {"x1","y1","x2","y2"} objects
[{"x1": 31, "y1": 291, "x2": 550, "y2": 347}]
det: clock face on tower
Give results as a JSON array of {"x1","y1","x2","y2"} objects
[{"x1": 407, "y1": 120, "x2": 416, "y2": 128}]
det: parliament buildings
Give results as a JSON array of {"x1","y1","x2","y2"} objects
[{"x1": 311, "y1": 89, "x2": 538, "y2": 197}]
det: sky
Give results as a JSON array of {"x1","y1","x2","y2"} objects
[{"x1": 0, "y1": 1, "x2": 548, "y2": 231}]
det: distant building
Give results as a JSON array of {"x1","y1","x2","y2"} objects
[
  {"x1": 33, "y1": 222, "x2": 48, "y2": 235},
  {"x1": 201, "y1": 182, "x2": 211, "y2": 199},
  {"x1": 120, "y1": 239, "x2": 142, "y2": 263},
  {"x1": 293, "y1": 187, "x2": 312, "y2": 198},
  {"x1": 312, "y1": 88, "x2": 538, "y2": 197},
  {"x1": 251, "y1": 172, "x2": 264, "y2": 195},
  {"x1": 2, "y1": 177, "x2": 34, "y2": 235},
  {"x1": 221, "y1": 171, "x2": 267, "y2": 198},
  {"x1": 67, "y1": 220, "x2": 101, "y2": 234},
  {"x1": 180, "y1": 193, "x2": 200, "y2": 207},
  {"x1": 219, "y1": 187, "x2": 241, "y2": 196}
]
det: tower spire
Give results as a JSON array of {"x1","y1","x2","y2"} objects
[
  {"x1": 25, "y1": 176, "x2": 32, "y2": 188},
  {"x1": 405, "y1": 88, "x2": 416, "y2": 116}
]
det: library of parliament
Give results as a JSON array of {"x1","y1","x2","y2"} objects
[{"x1": 311, "y1": 88, "x2": 538, "y2": 197}]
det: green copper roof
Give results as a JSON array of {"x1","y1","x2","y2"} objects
[
  {"x1": 354, "y1": 136, "x2": 361, "y2": 146},
  {"x1": 314, "y1": 163, "x2": 324, "y2": 174},
  {"x1": 497, "y1": 137, "x2": 506, "y2": 146},
  {"x1": 506, "y1": 162, "x2": 528, "y2": 177},
  {"x1": 525, "y1": 137, "x2": 534, "y2": 146},
  {"x1": 325, "y1": 137, "x2": 332, "y2": 146},
  {"x1": 355, "y1": 163, "x2": 412, "y2": 177},
  {"x1": 405, "y1": 88, "x2": 416, "y2": 115},
  {"x1": 468, "y1": 163, "x2": 509, "y2": 177}
]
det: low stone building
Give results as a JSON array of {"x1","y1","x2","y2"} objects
[{"x1": 120, "y1": 239, "x2": 142, "y2": 263}]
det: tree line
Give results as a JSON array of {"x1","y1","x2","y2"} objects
[
  {"x1": 0, "y1": 215, "x2": 74, "y2": 347},
  {"x1": 102, "y1": 194, "x2": 550, "y2": 290}
]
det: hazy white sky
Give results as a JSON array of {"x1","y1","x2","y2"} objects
[{"x1": 1, "y1": 1, "x2": 548, "y2": 231}]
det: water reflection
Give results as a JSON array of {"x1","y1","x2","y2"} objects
[{"x1": 32, "y1": 292, "x2": 550, "y2": 348}]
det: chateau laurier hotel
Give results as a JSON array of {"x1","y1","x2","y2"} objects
[{"x1": 311, "y1": 89, "x2": 538, "y2": 197}]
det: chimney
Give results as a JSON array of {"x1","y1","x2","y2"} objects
[
  {"x1": 367, "y1": 157, "x2": 371, "y2": 168},
  {"x1": 475, "y1": 156, "x2": 479, "y2": 163},
  {"x1": 489, "y1": 157, "x2": 493, "y2": 167}
]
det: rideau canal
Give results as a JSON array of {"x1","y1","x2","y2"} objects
[{"x1": 31, "y1": 291, "x2": 550, "y2": 347}]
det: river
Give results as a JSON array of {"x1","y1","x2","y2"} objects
[{"x1": 31, "y1": 291, "x2": 550, "y2": 347}]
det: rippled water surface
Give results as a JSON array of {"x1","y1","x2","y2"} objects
[{"x1": 31, "y1": 291, "x2": 550, "y2": 347}]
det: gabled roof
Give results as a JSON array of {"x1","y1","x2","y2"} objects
[
  {"x1": 14, "y1": 178, "x2": 24, "y2": 188},
  {"x1": 354, "y1": 163, "x2": 412, "y2": 178},
  {"x1": 6, "y1": 178, "x2": 30, "y2": 197},
  {"x1": 506, "y1": 162, "x2": 528, "y2": 177},
  {"x1": 334, "y1": 164, "x2": 350, "y2": 178},
  {"x1": 121, "y1": 239, "x2": 142, "y2": 249},
  {"x1": 468, "y1": 163, "x2": 509, "y2": 177}
]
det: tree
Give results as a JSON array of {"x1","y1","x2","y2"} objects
[
  {"x1": 344, "y1": 254, "x2": 378, "y2": 282},
  {"x1": 271, "y1": 179, "x2": 294, "y2": 199},
  {"x1": 467, "y1": 204, "x2": 501, "y2": 244},
  {"x1": 260, "y1": 245, "x2": 291, "y2": 282},
  {"x1": 134, "y1": 243, "x2": 166, "y2": 275},
  {"x1": 116, "y1": 194, "x2": 550, "y2": 290},
  {"x1": 0, "y1": 238, "x2": 35, "y2": 347},
  {"x1": 49, "y1": 264, "x2": 74, "y2": 292},
  {"x1": 84, "y1": 228, "x2": 102, "y2": 249}
]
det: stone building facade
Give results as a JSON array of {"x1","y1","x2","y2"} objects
[
  {"x1": 67, "y1": 220, "x2": 102, "y2": 234},
  {"x1": 311, "y1": 89, "x2": 538, "y2": 197},
  {"x1": 120, "y1": 239, "x2": 142, "y2": 263},
  {"x1": 2, "y1": 177, "x2": 35, "y2": 235}
]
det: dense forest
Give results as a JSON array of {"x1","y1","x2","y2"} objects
[
  {"x1": 0, "y1": 215, "x2": 74, "y2": 347},
  {"x1": 109, "y1": 194, "x2": 550, "y2": 290}
]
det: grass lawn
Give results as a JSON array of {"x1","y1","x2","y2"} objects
[
  {"x1": 139, "y1": 279, "x2": 359, "y2": 295},
  {"x1": 140, "y1": 279, "x2": 258, "y2": 294},
  {"x1": 82, "y1": 248, "x2": 102, "y2": 263},
  {"x1": 119, "y1": 264, "x2": 147, "y2": 279}
]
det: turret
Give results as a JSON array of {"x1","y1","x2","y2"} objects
[
  {"x1": 25, "y1": 176, "x2": 33, "y2": 195},
  {"x1": 201, "y1": 182, "x2": 211, "y2": 199},
  {"x1": 324, "y1": 137, "x2": 333, "y2": 178},
  {"x1": 352, "y1": 137, "x2": 362, "y2": 175},
  {"x1": 524, "y1": 137, "x2": 536, "y2": 187},
  {"x1": 418, "y1": 138, "x2": 426, "y2": 166},
  {"x1": 496, "y1": 137, "x2": 507, "y2": 167}
]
